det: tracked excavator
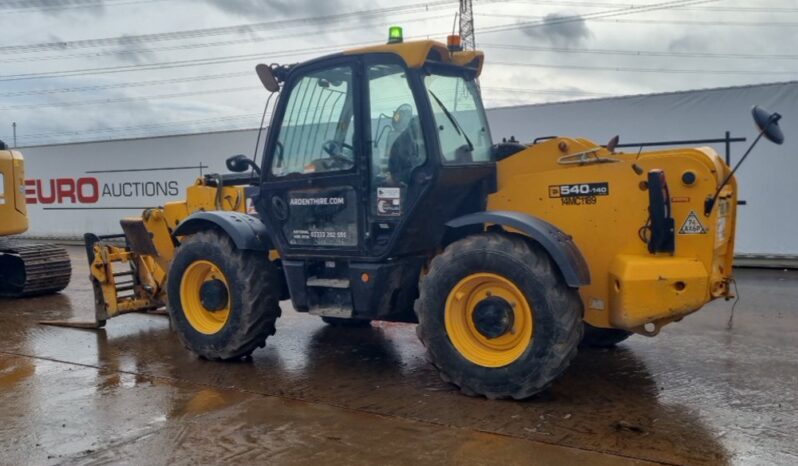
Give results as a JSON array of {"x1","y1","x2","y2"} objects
[
  {"x1": 51, "y1": 30, "x2": 784, "y2": 399},
  {"x1": 0, "y1": 141, "x2": 71, "y2": 297}
]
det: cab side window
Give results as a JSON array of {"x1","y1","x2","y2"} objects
[
  {"x1": 272, "y1": 66, "x2": 355, "y2": 177},
  {"x1": 368, "y1": 64, "x2": 426, "y2": 187}
]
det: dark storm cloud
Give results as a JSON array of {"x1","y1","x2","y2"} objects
[{"x1": 520, "y1": 12, "x2": 592, "y2": 48}]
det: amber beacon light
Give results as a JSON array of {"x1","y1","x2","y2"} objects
[{"x1": 447, "y1": 34, "x2": 462, "y2": 52}]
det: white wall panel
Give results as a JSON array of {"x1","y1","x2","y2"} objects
[{"x1": 21, "y1": 129, "x2": 261, "y2": 238}]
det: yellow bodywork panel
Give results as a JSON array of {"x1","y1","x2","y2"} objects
[
  {"x1": 0, "y1": 149, "x2": 28, "y2": 236},
  {"x1": 608, "y1": 255, "x2": 709, "y2": 330},
  {"x1": 344, "y1": 40, "x2": 484, "y2": 76},
  {"x1": 489, "y1": 138, "x2": 737, "y2": 333}
]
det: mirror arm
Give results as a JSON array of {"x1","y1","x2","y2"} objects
[
  {"x1": 253, "y1": 91, "x2": 276, "y2": 162},
  {"x1": 704, "y1": 130, "x2": 765, "y2": 217}
]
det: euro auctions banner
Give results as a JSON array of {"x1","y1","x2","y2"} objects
[
  {"x1": 25, "y1": 175, "x2": 181, "y2": 205},
  {"x1": 21, "y1": 128, "x2": 260, "y2": 238}
]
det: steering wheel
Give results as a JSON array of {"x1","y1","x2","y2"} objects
[{"x1": 322, "y1": 140, "x2": 355, "y2": 164}]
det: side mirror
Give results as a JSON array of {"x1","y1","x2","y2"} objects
[
  {"x1": 606, "y1": 135, "x2": 619, "y2": 153},
  {"x1": 752, "y1": 105, "x2": 784, "y2": 145},
  {"x1": 255, "y1": 64, "x2": 280, "y2": 93},
  {"x1": 705, "y1": 105, "x2": 785, "y2": 216},
  {"x1": 226, "y1": 154, "x2": 259, "y2": 174}
]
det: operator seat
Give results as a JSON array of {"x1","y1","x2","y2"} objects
[{"x1": 388, "y1": 117, "x2": 424, "y2": 185}]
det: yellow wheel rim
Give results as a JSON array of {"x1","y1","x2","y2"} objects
[
  {"x1": 179, "y1": 260, "x2": 231, "y2": 335},
  {"x1": 445, "y1": 273, "x2": 534, "y2": 368}
]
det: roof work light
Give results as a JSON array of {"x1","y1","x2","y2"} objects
[
  {"x1": 388, "y1": 26, "x2": 403, "y2": 44},
  {"x1": 447, "y1": 34, "x2": 463, "y2": 52}
]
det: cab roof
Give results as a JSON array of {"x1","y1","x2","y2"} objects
[{"x1": 343, "y1": 40, "x2": 484, "y2": 76}]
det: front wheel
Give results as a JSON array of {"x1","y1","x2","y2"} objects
[
  {"x1": 167, "y1": 230, "x2": 282, "y2": 360},
  {"x1": 415, "y1": 233, "x2": 583, "y2": 400}
]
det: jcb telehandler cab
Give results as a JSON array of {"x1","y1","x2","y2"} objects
[{"x1": 67, "y1": 31, "x2": 783, "y2": 399}]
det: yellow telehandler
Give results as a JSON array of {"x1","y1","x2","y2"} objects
[
  {"x1": 0, "y1": 142, "x2": 71, "y2": 297},
  {"x1": 60, "y1": 30, "x2": 784, "y2": 399}
]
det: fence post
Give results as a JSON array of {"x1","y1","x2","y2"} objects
[{"x1": 725, "y1": 130, "x2": 731, "y2": 166}]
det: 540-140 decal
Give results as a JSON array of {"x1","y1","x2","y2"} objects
[{"x1": 549, "y1": 182, "x2": 609, "y2": 206}]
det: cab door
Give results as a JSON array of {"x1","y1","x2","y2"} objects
[
  {"x1": 258, "y1": 59, "x2": 367, "y2": 258},
  {"x1": 363, "y1": 57, "x2": 434, "y2": 257}
]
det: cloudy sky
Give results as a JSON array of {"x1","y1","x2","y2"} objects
[{"x1": 1, "y1": 0, "x2": 796, "y2": 146}]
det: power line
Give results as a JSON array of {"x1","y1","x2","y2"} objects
[
  {"x1": 2, "y1": 82, "x2": 607, "y2": 109},
  {"x1": 578, "y1": 18, "x2": 798, "y2": 27},
  {"x1": 0, "y1": 24, "x2": 462, "y2": 82},
  {"x1": 0, "y1": 71, "x2": 251, "y2": 97},
  {"x1": 9, "y1": 0, "x2": 781, "y2": 65},
  {"x1": 482, "y1": 86, "x2": 609, "y2": 96},
  {"x1": 481, "y1": 43, "x2": 798, "y2": 61},
  {"x1": 490, "y1": 60, "x2": 798, "y2": 76},
  {"x1": 478, "y1": 13, "x2": 798, "y2": 27},
  {"x1": 2, "y1": 12, "x2": 452, "y2": 64},
  {"x1": 20, "y1": 113, "x2": 262, "y2": 139},
  {"x1": 477, "y1": 0, "x2": 723, "y2": 36},
  {"x1": 0, "y1": 86, "x2": 258, "y2": 111},
  {"x1": 0, "y1": 0, "x2": 729, "y2": 83},
  {"x1": 0, "y1": 0, "x2": 168, "y2": 11},
  {"x1": 0, "y1": 0, "x2": 457, "y2": 55},
  {"x1": 503, "y1": 0, "x2": 798, "y2": 13},
  {"x1": 0, "y1": 53, "x2": 271, "y2": 82}
]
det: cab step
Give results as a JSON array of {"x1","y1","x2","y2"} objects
[
  {"x1": 306, "y1": 277, "x2": 350, "y2": 289},
  {"x1": 308, "y1": 306, "x2": 353, "y2": 318}
]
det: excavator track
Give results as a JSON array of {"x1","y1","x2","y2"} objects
[{"x1": 0, "y1": 240, "x2": 71, "y2": 298}]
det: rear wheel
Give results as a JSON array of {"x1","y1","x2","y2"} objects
[
  {"x1": 321, "y1": 316, "x2": 372, "y2": 327},
  {"x1": 167, "y1": 230, "x2": 281, "y2": 360},
  {"x1": 580, "y1": 323, "x2": 632, "y2": 348},
  {"x1": 416, "y1": 233, "x2": 583, "y2": 400}
]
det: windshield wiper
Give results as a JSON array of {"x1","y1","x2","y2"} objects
[{"x1": 428, "y1": 90, "x2": 474, "y2": 152}]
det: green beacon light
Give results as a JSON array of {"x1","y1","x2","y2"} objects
[{"x1": 388, "y1": 26, "x2": 403, "y2": 44}]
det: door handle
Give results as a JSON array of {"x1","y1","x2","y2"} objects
[
  {"x1": 414, "y1": 172, "x2": 433, "y2": 185},
  {"x1": 272, "y1": 196, "x2": 288, "y2": 221}
]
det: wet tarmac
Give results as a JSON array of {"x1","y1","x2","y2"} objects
[{"x1": 1, "y1": 246, "x2": 797, "y2": 465}]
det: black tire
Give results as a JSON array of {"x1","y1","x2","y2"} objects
[
  {"x1": 321, "y1": 316, "x2": 372, "y2": 327},
  {"x1": 167, "y1": 230, "x2": 281, "y2": 360},
  {"x1": 580, "y1": 323, "x2": 632, "y2": 348},
  {"x1": 415, "y1": 232, "x2": 584, "y2": 400}
]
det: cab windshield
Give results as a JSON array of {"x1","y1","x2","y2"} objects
[{"x1": 424, "y1": 73, "x2": 492, "y2": 164}]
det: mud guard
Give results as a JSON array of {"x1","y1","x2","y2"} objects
[
  {"x1": 172, "y1": 211, "x2": 271, "y2": 251},
  {"x1": 446, "y1": 210, "x2": 590, "y2": 288}
]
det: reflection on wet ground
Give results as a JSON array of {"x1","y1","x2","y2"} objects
[{"x1": 0, "y1": 246, "x2": 796, "y2": 465}]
